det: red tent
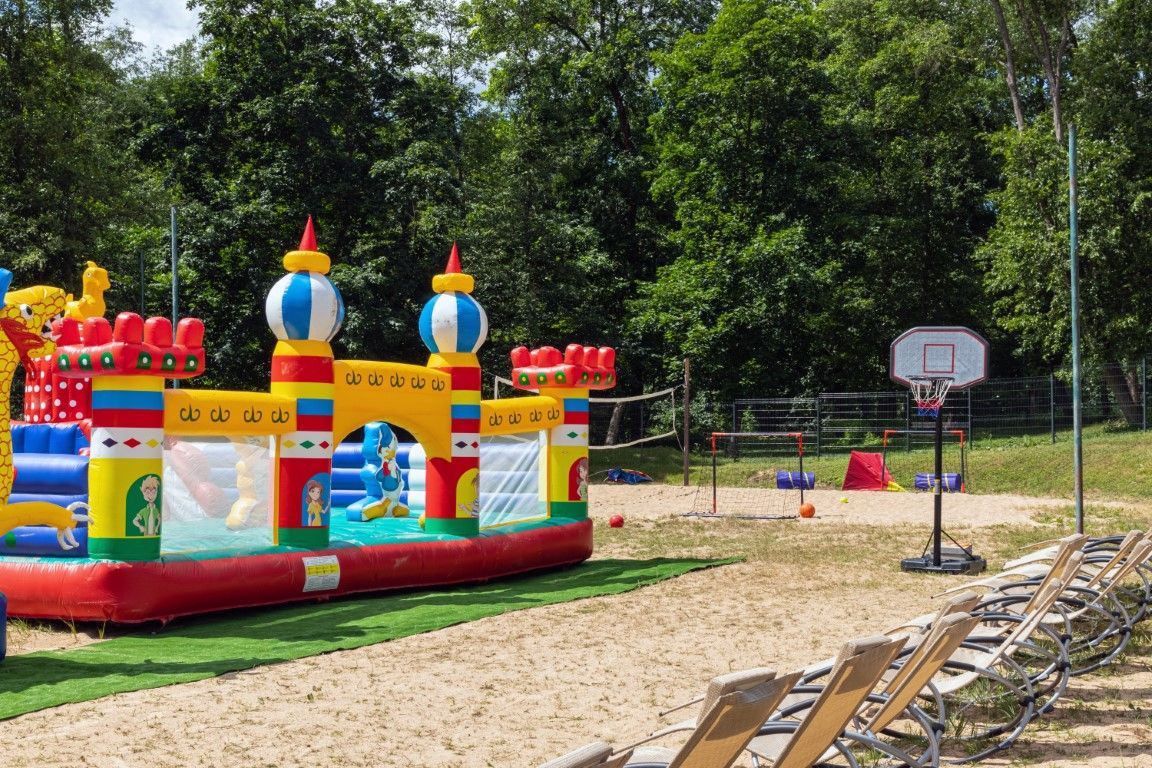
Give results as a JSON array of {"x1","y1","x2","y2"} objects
[{"x1": 841, "y1": 451, "x2": 901, "y2": 491}]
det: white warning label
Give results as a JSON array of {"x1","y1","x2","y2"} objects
[{"x1": 302, "y1": 555, "x2": 341, "y2": 592}]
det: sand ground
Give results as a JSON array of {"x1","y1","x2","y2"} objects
[{"x1": 3, "y1": 484, "x2": 1151, "y2": 768}]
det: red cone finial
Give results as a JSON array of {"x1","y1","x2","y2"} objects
[
  {"x1": 299, "y1": 216, "x2": 317, "y2": 251},
  {"x1": 445, "y1": 241, "x2": 462, "y2": 274}
]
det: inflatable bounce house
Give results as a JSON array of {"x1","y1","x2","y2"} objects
[{"x1": 0, "y1": 221, "x2": 616, "y2": 622}]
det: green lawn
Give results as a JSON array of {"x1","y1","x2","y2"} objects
[{"x1": 591, "y1": 424, "x2": 1152, "y2": 501}]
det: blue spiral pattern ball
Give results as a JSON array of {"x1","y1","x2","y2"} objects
[
  {"x1": 419, "y1": 292, "x2": 488, "y2": 354},
  {"x1": 266, "y1": 271, "x2": 345, "y2": 342}
]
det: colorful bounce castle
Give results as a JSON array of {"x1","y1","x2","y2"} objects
[{"x1": 0, "y1": 221, "x2": 615, "y2": 622}]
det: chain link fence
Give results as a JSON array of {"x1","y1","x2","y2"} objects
[{"x1": 731, "y1": 362, "x2": 1150, "y2": 455}]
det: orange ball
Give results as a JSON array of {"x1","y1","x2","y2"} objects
[{"x1": 798, "y1": 502, "x2": 816, "y2": 519}]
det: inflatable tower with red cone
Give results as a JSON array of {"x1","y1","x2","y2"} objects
[
  {"x1": 265, "y1": 217, "x2": 344, "y2": 548},
  {"x1": 418, "y1": 243, "x2": 486, "y2": 536}
]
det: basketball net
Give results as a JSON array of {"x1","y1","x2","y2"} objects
[{"x1": 910, "y1": 377, "x2": 952, "y2": 418}]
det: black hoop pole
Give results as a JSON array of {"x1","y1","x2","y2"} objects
[{"x1": 932, "y1": 401, "x2": 944, "y2": 566}]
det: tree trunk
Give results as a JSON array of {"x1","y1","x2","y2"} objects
[
  {"x1": 1013, "y1": 0, "x2": 1072, "y2": 143},
  {"x1": 1102, "y1": 362, "x2": 1142, "y2": 426},
  {"x1": 605, "y1": 401, "x2": 625, "y2": 446},
  {"x1": 988, "y1": 0, "x2": 1026, "y2": 131}
]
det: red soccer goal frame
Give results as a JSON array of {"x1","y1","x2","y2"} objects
[
  {"x1": 701, "y1": 431, "x2": 807, "y2": 518},
  {"x1": 881, "y1": 428, "x2": 968, "y2": 492}
]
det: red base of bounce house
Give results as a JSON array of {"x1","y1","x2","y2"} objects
[{"x1": 0, "y1": 519, "x2": 591, "y2": 624}]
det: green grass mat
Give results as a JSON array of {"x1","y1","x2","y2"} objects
[{"x1": 0, "y1": 557, "x2": 734, "y2": 719}]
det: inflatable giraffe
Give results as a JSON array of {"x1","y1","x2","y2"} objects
[
  {"x1": 64, "y1": 260, "x2": 110, "y2": 320},
  {"x1": 0, "y1": 269, "x2": 89, "y2": 548}
]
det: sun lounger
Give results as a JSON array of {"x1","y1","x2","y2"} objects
[
  {"x1": 744, "y1": 635, "x2": 907, "y2": 768},
  {"x1": 788, "y1": 612, "x2": 982, "y2": 767},
  {"x1": 621, "y1": 671, "x2": 804, "y2": 768},
  {"x1": 538, "y1": 742, "x2": 633, "y2": 768},
  {"x1": 941, "y1": 534, "x2": 1152, "y2": 676}
]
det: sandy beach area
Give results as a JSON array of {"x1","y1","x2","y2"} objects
[{"x1": 3, "y1": 483, "x2": 1150, "y2": 768}]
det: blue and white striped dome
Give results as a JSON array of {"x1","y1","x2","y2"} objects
[
  {"x1": 419, "y1": 291, "x2": 488, "y2": 354},
  {"x1": 266, "y1": 270, "x2": 345, "y2": 342}
]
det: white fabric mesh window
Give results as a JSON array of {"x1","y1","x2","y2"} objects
[
  {"x1": 161, "y1": 435, "x2": 274, "y2": 553},
  {"x1": 479, "y1": 433, "x2": 543, "y2": 528}
]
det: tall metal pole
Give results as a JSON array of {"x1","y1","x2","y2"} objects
[
  {"x1": 170, "y1": 205, "x2": 180, "y2": 390},
  {"x1": 1068, "y1": 124, "x2": 1084, "y2": 533},
  {"x1": 682, "y1": 358, "x2": 691, "y2": 486},
  {"x1": 1142, "y1": 356, "x2": 1147, "y2": 432},
  {"x1": 138, "y1": 248, "x2": 145, "y2": 316}
]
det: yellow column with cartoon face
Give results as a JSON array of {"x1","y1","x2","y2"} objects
[{"x1": 87, "y1": 376, "x2": 166, "y2": 561}]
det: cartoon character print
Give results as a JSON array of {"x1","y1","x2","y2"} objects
[
  {"x1": 569, "y1": 457, "x2": 589, "y2": 501},
  {"x1": 455, "y1": 468, "x2": 479, "y2": 518},
  {"x1": 304, "y1": 479, "x2": 329, "y2": 527},
  {"x1": 131, "y1": 474, "x2": 162, "y2": 536},
  {"x1": 372, "y1": 423, "x2": 409, "y2": 518}
]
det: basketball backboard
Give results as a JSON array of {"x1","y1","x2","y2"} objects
[{"x1": 890, "y1": 326, "x2": 989, "y2": 390}]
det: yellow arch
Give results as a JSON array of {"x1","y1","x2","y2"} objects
[{"x1": 332, "y1": 360, "x2": 452, "y2": 457}]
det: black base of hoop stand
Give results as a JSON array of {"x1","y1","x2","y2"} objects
[
  {"x1": 901, "y1": 548, "x2": 987, "y2": 575},
  {"x1": 899, "y1": 398, "x2": 987, "y2": 576}
]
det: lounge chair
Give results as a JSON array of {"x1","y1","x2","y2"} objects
[
  {"x1": 621, "y1": 671, "x2": 804, "y2": 768},
  {"x1": 537, "y1": 742, "x2": 633, "y2": 768},
  {"x1": 743, "y1": 635, "x2": 908, "y2": 768},
  {"x1": 942, "y1": 534, "x2": 1152, "y2": 676},
  {"x1": 1002, "y1": 530, "x2": 1152, "y2": 624},
  {"x1": 922, "y1": 571, "x2": 1081, "y2": 762},
  {"x1": 880, "y1": 550, "x2": 1091, "y2": 762},
  {"x1": 785, "y1": 612, "x2": 982, "y2": 767}
]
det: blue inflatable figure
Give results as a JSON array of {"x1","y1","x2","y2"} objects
[{"x1": 346, "y1": 422, "x2": 409, "y2": 521}]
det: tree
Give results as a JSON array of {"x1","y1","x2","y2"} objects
[
  {"x1": 983, "y1": 0, "x2": 1094, "y2": 144},
  {"x1": 464, "y1": 0, "x2": 713, "y2": 388},
  {"x1": 981, "y1": 0, "x2": 1152, "y2": 424},
  {"x1": 638, "y1": 0, "x2": 1002, "y2": 397},
  {"x1": 636, "y1": 0, "x2": 840, "y2": 394},
  {"x1": 134, "y1": 0, "x2": 469, "y2": 389},
  {"x1": 0, "y1": 0, "x2": 154, "y2": 294},
  {"x1": 819, "y1": 0, "x2": 1004, "y2": 367}
]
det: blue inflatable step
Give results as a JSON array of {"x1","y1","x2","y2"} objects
[
  {"x1": 13, "y1": 454, "x2": 89, "y2": 494},
  {"x1": 775, "y1": 471, "x2": 815, "y2": 490},
  {"x1": 332, "y1": 442, "x2": 421, "y2": 469},
  {"x1": 12, "y1": 422, "x2": 89, "y2": 454},
  {"x1": 915, "y1": 473, "x2": 963, "y2": 492}
]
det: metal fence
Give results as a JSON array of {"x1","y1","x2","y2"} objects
[{"x1": 732, "y1": 365, "x2": 1150, "y2": 455}]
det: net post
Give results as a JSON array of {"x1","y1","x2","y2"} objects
[
  {"x1": 959, "y1": 428, "x2": 968, "y2": 492},
  {"x1": 881, "y1": 429, "x2": 893, "y2": 483},
  {"x1": 710, "y1": 432, "x2": 718, "y2": 515},
  {"x1": 793, "y1": 432, "x2": 805, "y2": 505},
  {"x1": 682, "y1": 358, "x2": 691, "y2": 487}
]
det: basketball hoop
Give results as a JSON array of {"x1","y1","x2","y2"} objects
[
  {"x1": 890, "y1": 327, "x2": 988, "y2": 576},
  {"x1": 910, "y1": 377, "x2": 952, "y2": 418}
]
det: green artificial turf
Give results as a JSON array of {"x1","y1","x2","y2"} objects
[{"x1": 0, "y1": 557, "x2": 733, "y2": 719}]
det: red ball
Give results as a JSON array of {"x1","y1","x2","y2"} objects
[
  {"x1": 608, "y1": 514, "x2": 625, "y2": 528},
  {"x1": 798, "y1": 502, "x2": 816, "y2": 519}
]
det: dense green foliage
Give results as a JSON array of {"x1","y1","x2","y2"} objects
[{"x1": 0, "y1": 0, "x2": 1148, "y2": 402}]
